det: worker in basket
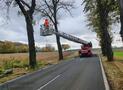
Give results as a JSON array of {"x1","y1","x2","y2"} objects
[{"x1": 44, "y1": 19, "x2": 49, "y2": 29}]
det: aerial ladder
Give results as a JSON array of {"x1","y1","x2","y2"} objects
[{"x1": 40, "y1": 20, "x2": 93, "y2": 57}]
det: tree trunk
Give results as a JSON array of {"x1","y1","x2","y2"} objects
[
  {"x1": 102, "y1": 16, "x2": 114, "y2": 61},
  {"x1": 56, "y1": 35, "x2": 63, "y2": 60},
  {"x1": 54, "y1": 24, "x2": 63, "y2": 60},
  {"x1": 97, "y1": 0, "x2": 113, "y2": 61},
  {"x1": 118, "y1": 0, "x2": 123, "y2": 42},
  {"x1": 99, "y1": 35, "x2": 107, "y2": 56},
  {"x1": 106, "y1": 42, "x2": 113, "y2": 61},
  {"x1": 104, "y1": 30, "x2": 114, "y2": 61},
  {"x1": 25, "y1": 16, "x2": 36, "y2": 68},
  {"x1": 53, "y1": 4, "x2": 63, "y2": 60},
  {"x1": 119, "y1": 10, "x2": 123, "y2": 42},
  {"x1": 14, "y1": 0, "x2": 36, "y2": 68},
  {"x1": 100, "y1": 40, "x2": 107, "y2": 56},
  {"x1": 102, "y1": 21, "x2": 114, "y2": 61}
]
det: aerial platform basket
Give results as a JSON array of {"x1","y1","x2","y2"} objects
[{"x1": 40, "y1": 24, "x2": 54, "y2": 36}]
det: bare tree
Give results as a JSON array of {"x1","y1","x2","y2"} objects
[
  {"x1": 0, "y1": 0, "x2": 37, "y2": 68},
  {"x1": 37, "y1": 0, "x2": 74, "y2": 60}
]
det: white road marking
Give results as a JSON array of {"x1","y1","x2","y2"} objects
[{"x1": 37, "y1": 75, "x2": 61, "y2": 90}]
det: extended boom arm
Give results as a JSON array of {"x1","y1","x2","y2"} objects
[{"x1": 40, "y1": 25, "x2": 92, "y2": 47}]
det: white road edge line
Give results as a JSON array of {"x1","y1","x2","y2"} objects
[
  {"x1": 37, "y1": 75, "x2": 61, "y2": 90},
  {"x1": 98, "y1": 55, "x2": 110, "y2": 90}
]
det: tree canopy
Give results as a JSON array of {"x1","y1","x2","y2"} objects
[{"x1": 83, "y1": 0, "x2": 119, "y2": 61}]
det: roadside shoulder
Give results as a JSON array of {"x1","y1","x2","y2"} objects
[{"x1": 98, "y1": 55, "x2": 110, "y2": 90}]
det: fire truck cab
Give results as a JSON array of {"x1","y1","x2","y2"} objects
[{"x1": 78, "y1": 42, "x2": 92, "y2": 57}]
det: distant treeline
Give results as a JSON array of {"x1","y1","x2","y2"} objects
[
  {"x1": 0, "y1": 41, "x2": 29, "y2": 53},
  {"x1": 40, "y1": 44, "x2": 55, "y2": 52},
  {"x1": 0, "y1": 41, "x2": 56, "y2": 53}
]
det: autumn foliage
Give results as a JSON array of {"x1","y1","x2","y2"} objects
[{"x1": 0, "y1": 41, "x2": 28, "y2": 53}]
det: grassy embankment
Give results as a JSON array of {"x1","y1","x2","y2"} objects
[
  {"x1": 0, "y1": 51, "x2": 78, "y2": 84},
  {"x1": 102, "y1": 50, "x2": 123, "y2": 90}
]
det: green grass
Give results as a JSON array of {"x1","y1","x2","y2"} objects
[
  {"x1": 114, "y1": 51, "x2": 123, "y2": 57},
  {"x1": 0, "y1": 51, "x2": 77, "y2": 83}
]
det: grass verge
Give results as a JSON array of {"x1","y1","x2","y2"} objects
[
  {"x1": 102, "y1": 54, "x2": 123, "y2": 90},
  {"x1": 0, "y1": 51, "x2": 78, "y2": 84}
]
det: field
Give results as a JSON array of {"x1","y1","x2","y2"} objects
[
  {"x1": 114, "y1": 51, "x2": 123, "y2": 60},
  {"x1": 114, "y1": 52, "x2": 123, "y2": 57},
  {"x1": 102, "y1": 50, "x2": 123, "y2": 90},
  {"x1": 0, "y1": 51, "x2": 78, "y2": 83}
]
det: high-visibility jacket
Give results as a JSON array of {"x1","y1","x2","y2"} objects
[{"x1": 44, "y1": 19, "x2": 49, "y2": 28}]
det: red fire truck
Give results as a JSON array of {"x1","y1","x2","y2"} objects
[
  {"x1": 40, "y1": 19, "x2": 93, "y2": 57},
  {"x1": 78, "y1": 43, "x2": 92, "y2": 57}
]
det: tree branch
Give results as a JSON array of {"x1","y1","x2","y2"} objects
[
  {"x1": 30, "y1": 0, "x2": 36, "y2": 14},
  {"x1": 20, "y1": 0, "x2": 31, "y2": 9},
  {"x1": 57, "y1": 1, "x2": 74, "y2": 16},
  {"x1": 42, "y1": 9, "x2": 55, "y2": 24},
  {"x1": 15, "y1": 0, "x2": 27, "y2": 16},
  {"x1": 35, "y1": 7, "x2": 55, "y2": 24},
  {"x1": 44, "y1": 0, "x2": 54, "y2": 17}
]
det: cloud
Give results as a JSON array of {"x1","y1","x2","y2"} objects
[
  {"x1": 58, "y1": 15, "x2": 93, "y2": 35},
  {"x1": 0, "y1": 0, "x2": 122, "y2": 49}
]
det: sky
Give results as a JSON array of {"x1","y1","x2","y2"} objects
[{"x1": 0, "y1": 0, "x2": 123, "y2": 49}]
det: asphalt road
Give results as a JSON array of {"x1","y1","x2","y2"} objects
[{"x1": 0, "y1": 56, "x2": 105, "y2": 90}]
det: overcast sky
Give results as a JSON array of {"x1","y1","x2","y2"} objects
[{"x1": 0, "y1": 0, "x2": 122, "y2": 49}]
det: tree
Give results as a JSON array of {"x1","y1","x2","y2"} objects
[
  {"x1": 118, "y1": 0, "x2": 123, "y2": 42},
  {"x1": 83, "y1": 0, "x2": 117, "y2": 61},
  {"x1": 62, "y1": 44, "x2": 70, "y2": 51},
  {"x1": 41, "y1": 44, "x2": 55, "y2": 52},
  {"x1": 1, "y1": 0, "x2": 37, "y2": 68},
  {"x1": 37, "y1": 0, "x2": 74, "y2": 60}
]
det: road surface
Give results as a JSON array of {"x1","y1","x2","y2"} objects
[{"x1": 0, "y1": 56, "x2": 105, "y2": 90}]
